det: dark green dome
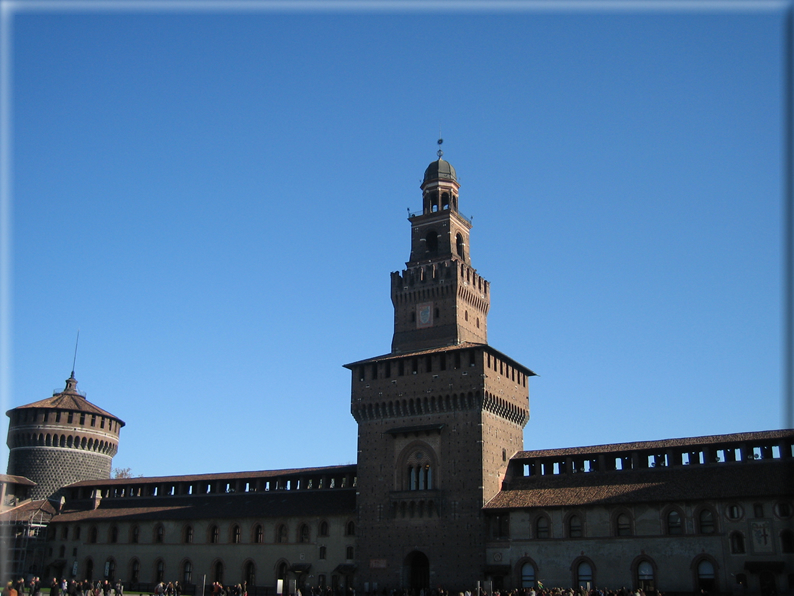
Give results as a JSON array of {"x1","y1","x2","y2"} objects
[{"x1": 423, "y1": 158, "x2": 457, "y2": 184}]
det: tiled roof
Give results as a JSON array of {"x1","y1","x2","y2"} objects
[
  {"x1": 66, "y1": 464, "x2": 357, "y2": 487},
  {"x1": 485, "y1": 459, "x2": 794, "y2": 509},
  {"x1": 0, "y1": 499, "x2": 57, "y2": 522},
  {"x1": 50, "y1": 488, "x2": 357, "y2": 523},
  {"x1": 515, "y1": 429, "x2": 794, "y2": 459},
  {"x1": 344, "y1": 342, "x2": 536, "y2": 376},
  {"x1": 0, "y1": 474, "x2": 36, "y2": 486},
  {"x1": 9, "y1": 392, "x2": 123, "y2": 422}
]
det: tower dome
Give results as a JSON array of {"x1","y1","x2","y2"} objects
[
  {"x1": 5, "y1": 374, "x2": 125, "y2": 499},
  {"x1": 422, "y1": 158, "x2": 457, "y2": 185}
]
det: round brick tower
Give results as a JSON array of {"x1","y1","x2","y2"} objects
[{"x1": 6, "y1": 374, "x2": 125, "y2": 500}]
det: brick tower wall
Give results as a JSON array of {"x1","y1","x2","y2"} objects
[{"x1": 8, "y1": 447, "x2": 112, "y2": 500}]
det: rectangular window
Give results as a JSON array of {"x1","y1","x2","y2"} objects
[
  {"x1": 398, "y1": 360, "x2": 404, "y2": 376},
  {"x1": 91, "y1": 415, "x2": 96, "y2": 427},
  {"x1": 67, "y1": 412, "x2": 74, "y2": 424},
  {"x1": 79, "y1": 413, "x2": 86, "y2": 425},
  {"x1": 754, "y1": 504, "x2": 764, "y2": 518},
  {"x1": 385, "y1": 362, "x2": 391, "y2": 378}
]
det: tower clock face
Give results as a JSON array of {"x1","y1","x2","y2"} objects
[{"x1": 417, "y1": 302, "x2": 433, "y2": 328}]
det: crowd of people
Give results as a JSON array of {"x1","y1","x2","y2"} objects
[{"x1": 1, "y1": 578, "x2": 125, "y2": 596}]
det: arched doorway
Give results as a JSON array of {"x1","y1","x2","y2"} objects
[
  {"x1": 759, "y1": 571, "x2": 777, "y2": 596},
  {"x1": 404, "y1": 551, "x2": 429, "y2": 591}
]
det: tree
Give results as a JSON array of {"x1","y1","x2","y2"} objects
[{"x1": 113, "y1": 467, "x2": 134, "y2": 478}]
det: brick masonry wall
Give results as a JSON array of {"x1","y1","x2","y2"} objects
[{"x1": 8, "y1": 447, "x2": 112, "y2": 499}]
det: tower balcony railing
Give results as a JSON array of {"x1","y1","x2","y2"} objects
[{"x1": 408, "y1": 208, "x2": 472, "y2": 225}]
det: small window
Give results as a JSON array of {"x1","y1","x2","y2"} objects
[
  {"x1": 667, "y1": 510, "x2": 683, "y2": 535},
  {"x1": 61, "y1": 526, "x2": 69, "y2": 540},
  {"x1": 319, "y1": 521, "x2": 329, "y2": 537},
  {"x1": 616, "y1": 513, "x2": 632, "y2": 536},
  {"x1": 346, "y1": 521, "x2": 355, "y2": 536},
  {"x1": 184, "y1": 526, "x2": 194, "y2": 544},
  {"x1": 254, "y1": 524, "x2": 263, "y2": 544},
  {"x1": 699, "y1": 509, "x2": 716, "y2": 534},
  {"x1": 727, "y1": 504, "x2": 742, "y2": 520},
  {"x1": 74, "y1": 526, "x2": 81, "y2": 540},
  {"x1": 110, "y1": 526, "x2": 118, "y2": 543},
  {"x1": 753, "y1": 503, "x2": 764, "y2": 518},
  {"x1": 781, "y1": 529, "x2": 794, "y2": 553},
  {"x1": 730, "y1": 532, "x2": 745, "y2": 554},
  {"x1": 210, "y1": 525, "x2": 219, "y2": 544},
  {"x1": 346, "y1": 546, "x2": 354, "y2": 559},
  {"x1": 776, "y1": 502, "x2": 792, "y2": 518},
  {"x1": 319, "y1": 546, "x2": 326, "y2": 559},
  {"x1": 299, "y1": 524, "x2": 309, "y2": 543},
  {"x1": 155, "y1": 524, "x2": 164, "y2": 543},
  {"x1": 277, "y1": 524, "x2": 287, "y2": 543},
  {"x1": 232, "y1": 525, "x2": 241, "y2": 544},
  {"x1": 89, "y1": 527, "x2": 98, "y2": 544},
  {"x1": 568, "y1": 515, "x2": 583, "y2": 538},
  {"x1": 535, "y1": 516, "x2": 550, "y2": 539},
  {"x1": 130, "y1": 526, "x2": 138, "y2": 543}
]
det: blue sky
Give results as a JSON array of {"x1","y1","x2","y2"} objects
[{"x1": 2, "y1": 2, "x2": 788, "y2": 477}]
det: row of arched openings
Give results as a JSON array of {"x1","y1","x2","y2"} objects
[
  {"x1": 518, "y1": 556, "x2": 714, "y2": 592},
  {"x1": 119, "y1": 557, "x2": 280, "y2": 587},
  {"x1": 12, "y1": 431, "x2": 114, "y2": 454}
]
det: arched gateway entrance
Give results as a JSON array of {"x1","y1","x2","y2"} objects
[{"x1": 404, "y1": 551, "x2": 429, "y2": 590}]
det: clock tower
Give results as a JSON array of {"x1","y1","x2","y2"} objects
[{"x1": 346, "y1": 147, "x2": 535, "y2": 591}]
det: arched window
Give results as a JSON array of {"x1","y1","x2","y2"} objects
[
  {"x1": 636, "y1": 561, "x2": 654, "y2": 591},
  {"x1": 106, "y1": 558, "x2": 116, "y2": 582},
  {"x1": 521, "y1": 562, "x2": 536, "y2": 588},
  {"x1": 616, "y1": 513, "x2": 632, "y2": 536},
  {"x1": 210, "y1": 525, "x2": 219, "y2": 544},
  {"x1": 155, "y1": 559, "x2": 165, "y2": 583},
  {"x1": 182, "y1": 561, "x2": 193, "y2": 584},
  {"x1": 85, "y1": 558, "x2": 94, "y2": 581},
  {"x1": 456, "y1": 234, "x2": 465, "y2": 259},
  {"x1": 319, "y1": 521, "x2": 329, "y2": 537},
  {"x1": 110, "y1": 526, "x2": 118, "y2": 543},
  {"x1": 780, "y1": 529, "x2": 794, "y2": 553},
  {"x1": 155, "y1": 524, "x2": 164, "y2": 543},
  {"x1": 245, "y1": 561, "x2": 256, "y2": 588},
  {"x1": 730, "y1": 532, "x2": 746, "y2": 554},
  {"x1": 214, "y1": 561, "x2": 224, "y2": 584},
  {"x1": 535, "y1": 516, "x2": 550, "y2": 539},
  {"x1": 276, "y1": 524, "x2": 288, "y2": 543},
  {"x1": 577, "y1": 561, "x2": 593, "y2": 588},
  {"x1": 425, "y1": 230, "x2": 439, "y2": 254},
  {"x1": 184, "y1": 525, "x2": 194, "y2": 544},
  {"x1": 568, "y1": 515, "x2": 583, "y2": 538},
  {"x1": 667, "y1": 510, "x2": 683, "y2": 534},
  {"x1": 696, "y1": 560, "x2": 716, "y2": 592},
  {"x1": 254, "y1": 524, "x2": 264, "y2": 544},
  {"x1": 346, "y1": 521, "x2": 355, "y2": 536},
  {"x1": 299, "y1": 524, "x2": 310, "y2": 543},
  {"x1": 131, "y1": 526, "x2": 139, "y2": 544},
  {"x1": 89, "y1": 526, "x2": 98, "y2": 544},
  {"x1": 232, "y1": 525, "x2": 241, "y2": 544},
  {"x1": 130, "y1": 559, "x2": 140, "y2": 583},
  {"x1": 699, "y1": 509, "x2": 716, "y2": 534}
]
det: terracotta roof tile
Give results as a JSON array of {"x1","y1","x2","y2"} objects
[
  {"x1": 66, "y1": 464, "x2": 357, "y2": 488},
  {"x1": 0, "y1": 499, "x2": 58, "y2": 522},
  {"x1": 0, "y1": 474, "x2": 36, "y2": 486},
  {"x1": 51, "y1": 488, "x2": 357, "y2": 523},
  {"x1": 485, "y1": 459, "x2": 794, "y2": 509}
]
